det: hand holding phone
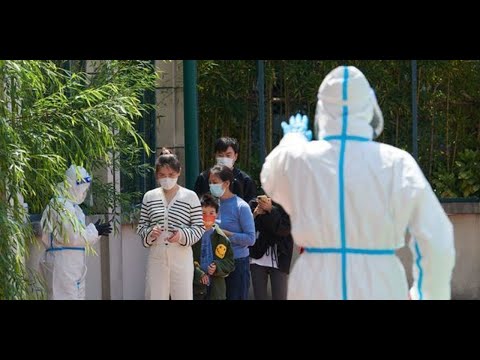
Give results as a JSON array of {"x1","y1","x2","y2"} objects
[
  {"x1": 257, "y1": 195, "x2": 272, "y2": 212},
  {"x1": 149, "y1": 225, "x2": 162, "y2": 242},
  {"x1": 167, "y1": 229, "x2": 180, "y2": 243}
]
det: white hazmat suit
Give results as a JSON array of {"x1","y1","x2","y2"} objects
[
  {"x1": 261, "y1": 66, "x2": 455, "y2": 300},
  {"x1": 40, "y1": 165, "x2": 101, "y2": 300}
]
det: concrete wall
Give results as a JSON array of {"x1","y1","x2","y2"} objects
[
  {"x1": 155, "y1": 60, "x2": 185, "y2": 186},
  {"x1": 396, "y1": 212, "x2": 480, "y2": 300},
  {"x1": 120, "y1": 223, "x2": 149, "y2": 299},
  {"x1": 449, "y1": 214, "x2": 480, "y2": 299},
  {"x1": 85, "y1": 233, "x2": 103, "y2": 300}
]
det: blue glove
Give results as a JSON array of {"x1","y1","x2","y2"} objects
[{"x1": 281, "y1": 113, "x2": 313, "y2": 141}]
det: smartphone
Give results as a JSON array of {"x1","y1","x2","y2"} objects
[
  {"x1": 257, "y1": 195, "x2": 268, "y2": 202},
  {"x1": 167, "y1": 229, "x2": 178, "y2": 241}
]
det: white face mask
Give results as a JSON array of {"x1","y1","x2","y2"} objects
[
  {"x1": 209, "y1": 183, "x2": 226, "y2": 198},
  {"x1": 159, "y1": 177, "x2": 178, "y2": 190},
  {"x1": 216, "y1": 157, "x2": 234, "y2": 169},
  {"x1": 72, "y1": 183, "x2": 90, "y2": 205}
]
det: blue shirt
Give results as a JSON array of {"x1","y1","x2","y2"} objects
[{"x1": 217, "y1": 195, "x2": 255, "y2": 259}]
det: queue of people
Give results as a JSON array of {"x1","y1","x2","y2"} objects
[{"x1": 137, "y1": 137, "x2": 290, "y2": 300}]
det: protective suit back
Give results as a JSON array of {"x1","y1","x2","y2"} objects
[{"x1": 261, "y1": 66, "x2": 455, "y2": 300}]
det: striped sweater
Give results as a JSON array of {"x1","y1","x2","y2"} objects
[{"x1": 137, "y1": 186, "x2": 205, "y2": 248}]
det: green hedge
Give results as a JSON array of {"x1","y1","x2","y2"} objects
[{"x1": 198, "y1": 60, "x2": 480, "y2": 199}]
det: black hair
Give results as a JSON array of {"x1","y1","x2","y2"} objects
[
  {"x1": 155, "y1": 147, "x2": 181, "y2": 173},
  {"x1": 214, "y1": 137, "x2": 239, "y2": 154},
  {"x1": 256, "y1": 187, "x2": 266, "y2": 196},
  {"x1": 209, "y1": 164, "x2": 234, "y2": 184},
  {"x1": 200, "y1": 193, "x2": 219, "y2": 212}
]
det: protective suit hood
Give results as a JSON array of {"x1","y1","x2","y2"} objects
[
  {"x1": 314, "y1": 66, "x2": 384, "y2": 140},
  {"x1": 63, "y1": 165, "x2": 92, "y2": 205}
]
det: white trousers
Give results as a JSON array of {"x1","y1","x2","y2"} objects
[
  {"x1": 41, "y1": 250, "x2": 87, "y2": 300},
  {"x1": 145, "y1": 242, "x2": 194, "y2": 300}
]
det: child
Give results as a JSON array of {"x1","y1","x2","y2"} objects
[{"x1": 193, "y1": 194, "x2": 235, "y2": 300}]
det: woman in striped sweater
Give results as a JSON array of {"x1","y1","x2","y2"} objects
[{"x1": 137, "y1": 148, "x2": 205, "y2": 300}]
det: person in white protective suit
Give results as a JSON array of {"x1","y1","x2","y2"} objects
[
  {"x1": 260, "y1": 65, "x2": 455, "y2": 300},
  {"x1": 40, "y1": 165, "x2": 112, "y2": 300}
]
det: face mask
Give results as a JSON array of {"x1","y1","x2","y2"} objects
[
  {"x1": 72, "y1": 183, "x2": 90, "y2": 204},
  {"x1": 202, "y1": 214, "x2": 216, "y2": 228},
  {"x1": 159, "y1": 177, "x2": 178, "y2": 190},
  {"x1": 216, "y1": 157, "x2": 234, "y2": 169},
  {"x1": 369, "y1": 88, "x2": 384, "y2": 139},
  {"x1": 85, "y1": 186, "x2": 94, "y2": 207},
  {"x1": 210, "y1": 183, "x2": 225, "y2": 198}
]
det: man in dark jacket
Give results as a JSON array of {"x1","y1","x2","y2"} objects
[
  {"x1": 249, "y1": 194, "x2": 294, "y2": 300},
  {"x1": 194, "y1": 137, "x2": 257, "y2": 203}
]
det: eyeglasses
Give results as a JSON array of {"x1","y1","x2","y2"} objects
[{"x1": 76, "y1": 176, "x2": 92, "y2": 185}]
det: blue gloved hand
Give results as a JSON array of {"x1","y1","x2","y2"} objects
[{"x1": 281, "y1": 113, "x2": 313, "y2": 141}]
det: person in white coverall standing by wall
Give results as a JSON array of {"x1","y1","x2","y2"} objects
[
  {"x1": 260, "y1": 65, "x2": 456, "y2": 300},
  {"x1": 40, "y1": 165, "x2": 112, "y2": 300}
]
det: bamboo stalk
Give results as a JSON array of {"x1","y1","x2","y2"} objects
[
  {"x1": 283, "y1": 61, "x2": 289, "y2": 117},
  {"x1": 245, "y1": 105, "x2": 249, "y2": 171},
  {"x1": 212, "y1": 107, "x2": 219, "y2": 168},
  {"x1": 266, "y1": 61, "x2": 273, "y2": 152},
  {"x1": 446, "y1": 75, "x2": 450, "y2": 171},
  {"x1": 429, "y1": 114, "x2": 435, "y2": 178},
  {"x1": 200, "y1": 111, "x2": 205, "y2": 170},
  {"x1": 452, "y1": 110, "x2": 460, "y2": 169},
  {"x1": 395, "y1": 68, "x2": 401, "y2": 146},
  {"x1": 478, "y1": 120, "x2": 480, "y2": 151}
]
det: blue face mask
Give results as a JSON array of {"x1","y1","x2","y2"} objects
[{"x1": 209, "y1": 183, "x2": 225, "y2": 198}]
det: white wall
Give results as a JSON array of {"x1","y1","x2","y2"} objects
[
  {"x1": 85, "y1": 240, "x2": 102, "y2": 300},
  {"x1": 86, "y1": 221, "x2": 149, "y2": 300},
  {"x1": 121, "y1": 224, "x2": 149, "y2": 299}
]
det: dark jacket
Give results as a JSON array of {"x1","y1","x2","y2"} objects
[
  {"x1": 192, "y1": 225, "x2": 235, "y2": 300},
  {"x1": 194, "y1": 167, "x2": 257, "y2": 204},
  {"x1": 248, "y1": 200, "x2": 294, "y2": 274}
]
